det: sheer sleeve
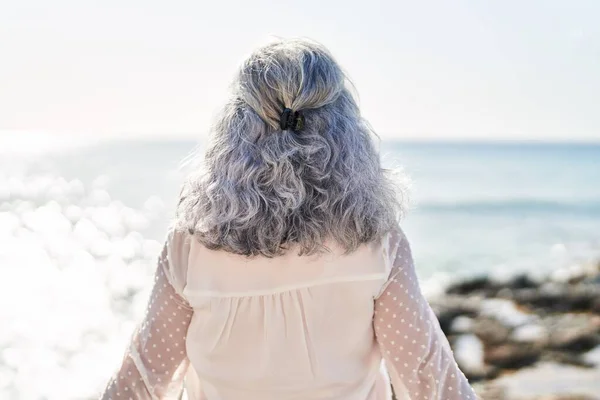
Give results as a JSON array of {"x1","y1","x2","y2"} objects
[
  {"x1": 100, "y1": 233, "x2": 193, "y2": 400},
  {"x1": 374, "y1": 228, "x2": 478, "y2": 400}
]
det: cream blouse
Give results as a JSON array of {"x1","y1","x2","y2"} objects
[{"x1": 100, "y1": 226, "x2": 477, "y2": 400}]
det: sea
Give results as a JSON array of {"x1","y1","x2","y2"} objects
[{"x1": 1, "y1": 137, "x2": 599, "y2": 399}]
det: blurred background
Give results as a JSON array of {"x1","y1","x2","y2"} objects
[{"x1": 1, "y1": 1, "x2": 599, "y2": 399}]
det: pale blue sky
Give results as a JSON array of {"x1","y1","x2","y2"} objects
[{"x1": 0, "y1": 0, "x2": 598, "y2": 141}]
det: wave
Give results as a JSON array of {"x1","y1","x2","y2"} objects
[{"x1": 416, "y1": 199, "x2": 600, "y2": 215}]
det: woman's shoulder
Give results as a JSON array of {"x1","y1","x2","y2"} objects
[
  {"x1": 162, "y1": 227, "x2": 194, "y2": 295},
  {"x1": 381, "y1": 221, "x2": 408, "y2": 252}
]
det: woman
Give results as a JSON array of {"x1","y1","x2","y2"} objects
[{"x1": 101, "y1": 38, "x2": 477, "y2": 400}]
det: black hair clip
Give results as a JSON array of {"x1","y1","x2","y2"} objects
[{"x1": 279, "y1": 108, "x2": 304, "y2": 131}]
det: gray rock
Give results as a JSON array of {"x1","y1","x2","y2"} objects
[
  {"x1": 484, "y1": 343, "x2": 541, "y2": 369},
  {"x1": 433, "y1": 260, "x2": 600, "y2": 396},
  {"x1": 429, "y1": 295, "x2": 481, "y2": 334},
  {"x1": 447, "y1": 276, "x2": 491, "y2": 295},
  {"x1": 545, "y1": 314, "x2": 600, "y2": 352},
  {"x1": 540, "y1": 350, "x2": 595, "y2": 368},
  {"x1": 506, "y1": 283, "x2": 600, "y2": 314},
  {"x1": 488, "y1": 362, "x2": 600, "y2": 399},
  {"x1": 473, "y1": 317, "x2": 512, "y2": 345}
]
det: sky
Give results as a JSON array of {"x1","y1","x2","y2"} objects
[{"x1": 0, "y1": 0, "x2": 599, "y2": 142}]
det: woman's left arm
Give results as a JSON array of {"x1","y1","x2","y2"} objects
[{"x1": 100, "y1": 241, "x2": 193, "y2": 399}]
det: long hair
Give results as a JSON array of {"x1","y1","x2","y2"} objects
[{"x1": 175, "y1": 38, "x2": 406, "y2": 257}]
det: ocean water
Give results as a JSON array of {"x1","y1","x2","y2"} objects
[{"x1": 1, "y1": 138, "x2": 599, "y2": 399}]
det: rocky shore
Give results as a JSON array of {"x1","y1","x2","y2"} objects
[{"x1": 427, "y1": 261, "x2": 600, "y2": 400}]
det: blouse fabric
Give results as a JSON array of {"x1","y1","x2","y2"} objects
[{"x1": 100, "y1": 226, "x2": 477, "y2": 400}]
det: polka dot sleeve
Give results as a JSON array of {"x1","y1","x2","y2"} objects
[
  {"x1": 100, "y1": 239, "x2": 193, "y2": 400},
  {"x1": 374, "y1": 228, "x2": 478, "y2": 400}
]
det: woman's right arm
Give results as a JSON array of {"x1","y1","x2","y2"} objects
[{"x1": 373, "y1": 228, "x2": 478, "y2": 400}]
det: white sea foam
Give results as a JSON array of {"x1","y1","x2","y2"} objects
[
  {"x1": 583, "y1": 345, "x2": 600, "y2": 367},
  {"x1": 480, "y1": 298, "x2": 535, "y2": 328},
  {"x1": 453, "y1": 334, "x2": 485, "y2": 372},
  {"x1": 511, "y1": 323, "x2": 548, "y2": 343},
  {"x1": 0, "y1": 173, "x2": 164, "y2": 400}
]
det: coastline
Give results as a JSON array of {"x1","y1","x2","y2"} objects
[{"x1": 426, "y1": 260, "x2": 600, "y2": 399}]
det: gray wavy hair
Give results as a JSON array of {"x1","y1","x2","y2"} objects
[{"x1": 176, "y1": 38, "x2": 406, "y2": 257}]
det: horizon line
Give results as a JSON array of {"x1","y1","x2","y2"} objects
[{"x1": 1, "y1": 130, "x2": 600, "y2": 147}]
